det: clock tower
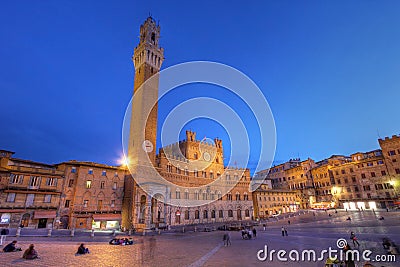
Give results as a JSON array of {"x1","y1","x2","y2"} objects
[{"x1": 129, "y1": 17, "x2": 164, "y2": 166}]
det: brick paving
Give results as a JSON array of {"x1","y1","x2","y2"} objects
[{"x1": 0, "y1": 210, "x2": 398, "y2": 267}]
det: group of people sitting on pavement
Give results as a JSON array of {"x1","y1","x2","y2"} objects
[
  {"x1": 382, "y1": 237, "x2": 399, "y2": 255},
  {"x1": 241, "y1": 228, "x2": 256, "y2": 240},
  {"x1": 109, "y1": 237, "x2": 134, "y2": 245},
  {"x1": 3, "y1": 241, "x2": 38, "y2": 260},
  {"x1": 3, "y1": 240, "x2": 90, "y2": 259}
]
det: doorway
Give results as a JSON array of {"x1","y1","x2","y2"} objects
[{"x1": 38, "y1": 218, "x2": 47, "y2": 228}]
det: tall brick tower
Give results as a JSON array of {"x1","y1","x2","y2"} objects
[
  {"x1": 129, "y1": 16, "x2": 164, "y2": 166},
  {"x1": 123, "y1": 17, "x2": 164, "y2": 231}
]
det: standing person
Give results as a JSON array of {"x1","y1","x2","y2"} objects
[
  {"x1": 0, "y1": 228, "x2": 7, "y2": 245},
  {"x1": 350, "y1": 232, "x2": 360, "y2": 247},
  {"x1": 23, "y1": 244, "x2": 39, "y2": 259},
  {"x1": 263, "y1": 224, "x2": 266, "y2": 231},
  {"x1": 284, "y1": 228, "x2": 288, "y2": 236},
  {"x1": 281, "y1": 227, "x2": 285, "y2": 237},
  {"x1": 226, "y1": 232, "x2": 231, "y2": 246},
  {"x1": 223, "y1": 233, "x2": 228, "y2": 246},
  {"x1": 288, "y1": 220, "x2": 291, "y2": 225},
  {"x1": 252, "y1": 228, "x2": 257, "y2": 238}
]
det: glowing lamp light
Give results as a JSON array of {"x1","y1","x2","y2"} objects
[{"x1": 119, "y1": 155, "x2": 130, "y2": 166}]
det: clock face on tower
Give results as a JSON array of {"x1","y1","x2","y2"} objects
[
  {"x1": 142, "y1": 140, "x2": 154, "y2": 153},
  {"x1": 203, "y1": 152, "x2": 211, "y2": 162}
]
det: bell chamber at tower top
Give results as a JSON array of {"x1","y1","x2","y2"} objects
[{"x1": 133, "y1": 17, "x2": 164, "y2": 71}]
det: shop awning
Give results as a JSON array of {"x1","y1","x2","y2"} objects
[
  {"x1": 92, "y1": 214, "x2": 121, "y2": 221},
  {"x1": 33, "y1": 210, "x2": 57, "y2": 219}
]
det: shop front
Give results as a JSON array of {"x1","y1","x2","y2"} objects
[
  {"x1": 92, "y1": 214, "x2": 121, "y2": 230},
  {"x1": 33, "y1": 210, "x2": 57, "y2": 228}
]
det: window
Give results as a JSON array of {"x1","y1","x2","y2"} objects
[
  {"x1": 341, "y1": 170, "x2": 346, "y2": 174},
  {"x1": 371, "y1": 172, "x2": 376, "y2": 178},
  {"x1": 176, "y1": 190, "x2": 181, "y2": 199},
  {"x1": 88, "y1": 169, "x2": 93, "y2": 175},
  {"x1": 350, "y1": 168, "x2": 354, "y2": 173},
  {"x1": 194, "y1": 191, "x2": 199, "y2": 200},
  {"x1": 211, "y1": 210, "x2": 216, "y2": 219},
  {"x1": 209, "y1": 172, "x2": 214, "y2": 179},
  {"x1": 202, "y1": 191, "x2": 207, "y2": 200},
  {"x1": 217, "y1": 191, "x2": 222, "y2": 200},
  {"x1": 68, "y1": 179, "x2": 74, "y2": 187},
  {"x1": 381, "y1": 170, "x2": 387, "y2": 176},
  {"x1": 194, "y1": 170, "x2": 198, "y2": 177},
  {"x1": 195, "y1": 210, "x2": 200, "y2": 219},
  {"x1": 367, "y1": 162, "x2": 373, "y2": 167},
  {"x1": 167, "y1": 164, "x2": 172, "y2": 173},
  {"x1": 385, "y1": 192, "x2": 391, "y2": 198},
  {"x1": 228, "y1": 210, "x2": 233, "y2": 217},
  {"x1": 389, "y1": 150, "x2": 396, "y2": 156},
  {"x1": 111, "y1": 200, "x2": 115, "y2": 208},
  {"x1": 226, "y1": 174, "x2": 230, "y2": 180},
  {"x1": 245, "y1": 209, "x2": 250, "y2": 217},
  {"x1": 235, "y1": 193, "x2": 241, "y2": 201},
  {"x1": 9, "y1": 174, "x2": 23, "y2": 184},
  {"x1": 361, "y1": 174, "x2": 366, "y2": 179},
  {"x1": 244, "y1": 193, "x2": 249, "y2": 201},
  {"x1": 86, "y1": 180, "x2": 92, "y2": 189},
  {"x1": 363, "y1": 185, "x2": 371, "y2": 191},
  {"x1": 6, "y1": 193, "x2": 16, "y2": 202},
  {"x1": 44, "y1": 194, "x2": 52, "y2": 203},
  {"x1": 203, "y1": 210, "x2": 208, "y2": 219},
  {"x1": 97, "y1": 200, "x2": 103, "y2": 210},
  {"x1": 194, "y1": 153, "x2": 198, "y2": 160},
  {"x1": 83, "y1": 200, "x2": 88, "y2": 208},
  {"x1": 100, "y1": 181, "x2": 105, "y2": 189},
  {"x1": 46, "y1": 177, "x2": 57, "y2": 187},
  {"x1": 102, "y1": 171, "x2": 106, "y2": 176},
  {"x1": 227, "y1": 193, "x2": 232, "y2": 201},
  {"x1": 219, "y1": 210, "x2": 223, "y2": 218},
  {"x1": 71, "y1": 167, "x2": 76, "y2": 173},
  {"x1": 395, "y1": 169, "x2": 400, "y2": 174},
  {"x1": 344, "y1": 178, "x2": 348, "y2": 184},
  {"x1": 351, "y1": 177, "x2": 356, "y2": 183},
  {"x1": 113, "y1": 182, "x2": 117, "y2": 190},
  {"x1": 185, "y1": 210, "x2": 189, "y2": 220},
  {"x1": 65, "y1": 200, "x2": 70, "y2": 208},
  {"x1": 29, "y1": 176, "x2": 41, "y2": 188}
]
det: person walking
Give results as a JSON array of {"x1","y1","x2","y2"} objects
[
  {"x1": 281, "y1": 227, "x2": 285, "y2": 237},
  {"x1": 284, "y1": 228, "x2": 288, "y2": 236},
  {"x1": 226, "y1": 232, "x2": 231, "y2": 246},
  {"x1": 252, "y1": 228, "x2": 257, "y2": 238},
  {"x1": 0, "y1": 228, "x2": 9, "y2": 246},
  {"x1": 288, "y1": 220, "x2": 291, "y2": 225},
  {"x1": 263, "y1": 224, "x2": 266, "y2": 231},
  {"x1": 223, "y1": 233, "x2": 228, "y2": 246},
  {"x1": 350, "y1": 232, "x2": 360, "y2": 247}
]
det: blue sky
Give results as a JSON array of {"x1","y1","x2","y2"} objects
[{"x1": 1, "y1": 1, "x2": 400, "y2": 173}]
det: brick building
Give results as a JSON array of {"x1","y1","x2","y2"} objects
[
  {"x1": 0, "y1": 150, "x2": 64, "y2": 228},
  {"x1": 56, "y1": 161, "x2": 127, "y2": 230}
]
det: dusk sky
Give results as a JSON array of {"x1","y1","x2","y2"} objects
[{"x1": 1, "y1": 1, "x2": 400, "y2": 174}]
